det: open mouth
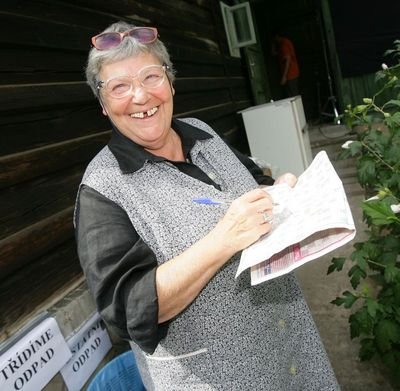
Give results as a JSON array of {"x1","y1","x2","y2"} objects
[{"x1": 130, "y1": 106, "x2": 158, "y2": 119}]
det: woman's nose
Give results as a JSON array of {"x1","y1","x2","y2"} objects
[{"x1": 130, "y1": 84, "x2": 149, "y2": 103}]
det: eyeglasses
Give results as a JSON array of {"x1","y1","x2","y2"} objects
[
  {"x1": 91, "y1": 27, "x2": 158, "y2": 50},
  {"x1": 97, "y1": 64, "x2": 168, "y2": 99}
]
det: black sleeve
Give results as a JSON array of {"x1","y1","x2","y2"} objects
[
  {"x1": 228, "y1": 145, "x2": 275, "y2": 186},
  {"x1": 75, "y1": 185, "x2": 167, "y2": 354}
]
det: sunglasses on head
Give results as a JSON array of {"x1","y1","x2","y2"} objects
[{"x1": 91, "y1": 27, "x2": 158, "y2": 50}]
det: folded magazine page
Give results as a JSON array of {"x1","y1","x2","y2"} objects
[{"x1": 237, "y1": 150, "x2": 356, "y2": 285}]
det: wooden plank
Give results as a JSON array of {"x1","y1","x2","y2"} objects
[
  {"x1": 0, "y1": 77, "x2": 246, "y2": 115},
  {"x1": 0, "y1": 206, "x2": 74, "y2": 280},
  {"x1": 0, "y1": 4, "x2": 219, "y2": 53},
  {"x1": 0, "y1": 46, "x2": 226, "y2": 83},
  {"x1": 0, "y1": 105, "x2": 109, "y2": 156},
  {"x1": 74, "y1": 0, "x2": 213, "y2": 32},
  {"x1": 173, "y1": 62, "x2": 225, "y2": 78},
  {"x1": 174, "y1": 76, "x2": 246, "y2": 92},
  {"x1": 126, "y1": 1, "x2": 215, "y2": 37},
  {"x1": 224, "y1": 56, "x2": 247, "y2": 77},
  {"x1": 231, "y1": 84, "x2": 253, "y2": 102},
  {"x1": 0, "y1": 82, "x2": 93, "y2": 113},
  {"x1": 0, "y1": 13, "x2": 92, "y2": 51},
  {"x1": 0, "y1": 0, "x2": 117, "y2": 29},
  {"x1": 0, "y1": 131, "x2": 111, "y2": 189},
  {"x1": 175, "y1": 102, "x2": 236, "y2": 122},
  {"x1": 0, "y1": 164, "x2": 84, "y2": 240},
  {"x1": 208, "y1": 1, "x2": 230, "y2": 57},
  {"x1": 208, "y1": 115, "x2": 239, "y2": 135},
  {"x1": 174, "y1": 89, "x2": 232, "y2": 113},
  {"x1": 141, "y1": 0, "x2": 212, "y2": 22},
  {"x1": 170, "y1": 45, "x2": 223, "y2": 66},
  {"x1": 162, "y1": 31, "x2": 219, "y2": 54},
  {"x1": 0, "y1": 240, "x2": 83, "y2": 342},
  {"x1": 175, "y1": 99, "x2": 251, "y2": 119},
  {"x1": 0, "y1": 47, "x2": 88, "y2": 84}
]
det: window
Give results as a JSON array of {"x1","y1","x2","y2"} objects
[{"x1": 220, "y1": 1, "x2": 257, "y2": 58}]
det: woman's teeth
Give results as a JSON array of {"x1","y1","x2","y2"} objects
[{"x1": 130, "y1": 107, "x2": 158, "y2": 118}]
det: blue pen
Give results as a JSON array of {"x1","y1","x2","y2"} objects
[
  {"x1": 193, "y1": 197, "x2": 279, "y2": 206},
  {"x1": 192, "y1": 197, "x2": 230, "y2": 205}
]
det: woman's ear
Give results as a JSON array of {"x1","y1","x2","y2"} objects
[
  {"x1": 99, "y1": 99, "x2": 108, "y2": 116},
  {"x1": 169, "y1": 81, "x2": 175, "y2": 96}
]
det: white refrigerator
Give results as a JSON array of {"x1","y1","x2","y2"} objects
[{"x1": 239, "y1": 96, "x2": 313, "y2": 177}]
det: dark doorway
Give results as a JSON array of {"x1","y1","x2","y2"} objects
[{"x1": 252, "y1": 0, "x2": 332, "y2": 121}]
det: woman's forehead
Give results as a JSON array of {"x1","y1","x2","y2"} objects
[{"x1": 99, "y1": 52, "x2": 161, "y2": 78}]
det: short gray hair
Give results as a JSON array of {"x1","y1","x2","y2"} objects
[{"x1": 85, "y1": 21, "x2": 176, "y2": 97}]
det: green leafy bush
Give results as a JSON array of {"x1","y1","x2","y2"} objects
[{"x1": 328, "y1": 41, "x2": 400, "y2": 382}]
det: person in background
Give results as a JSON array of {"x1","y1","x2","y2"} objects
[
  {"x1": 272, "y1": 30, "x2": 300, "y2": 97},
  {"x1": 75, "y1": 21, "x2": 339, "y2": 390}
]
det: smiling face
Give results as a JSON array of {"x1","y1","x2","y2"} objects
[{"x1": 99, "y1": 52, "x2": 175, "y2": 151}]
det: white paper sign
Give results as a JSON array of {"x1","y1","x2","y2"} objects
[
  {"x1": 60, "y1": 313, "x2": 112, "y2": 391},
  {"x1": 0, "y1": 316, "x2": 72, "y2": 391}
]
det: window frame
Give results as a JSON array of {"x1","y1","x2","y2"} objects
[{"x1": 220, "y1": 1, "x2": 257, "y2": 58}]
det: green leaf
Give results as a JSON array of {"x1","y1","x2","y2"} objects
[
  {"x1": 385, "y1": 172, "x2": 400, "y2": 189},
  {"x1": 369, "y1": 273, "x2": 386, "y2": 287},
  {"x1": 379, "y1": 286, "x2": 395, "y2": 301},
  {"x1": 394, "y1": 306, "x2": 400, "y2": 323},
  {"x1": 361, "y1": 201, "x2": 396, "y2": 225},
  {"x1": 383, "y1": 235, "x2": 400, "y2": 252},
  {"x1": 375, "y1": 319, "x2": 400, "y2": 352},
  {"x1": 353, "y1": 242, "x2": 364, "y2": 251},
  {"x1": 359, "y1": 338, "x2": 376, "y2": 361},
  {"x1": 384, "y1": 99, "x2": 400, "y2": 107},
  {"x1": 349, "y1": 308, "x2": 374, "y2": 338},
  {"x1": 331, "y1": 291, "x2": 358, "y2": 308},
  {"x1": 384, "y1": 265, "x2": 400, "y2": 283},
  {"x1": 366, "y1": 298, "x2": 380, "y2": 318},
  {"x1": 384, "y1": 146, "x2": 400, "y2": 167},
  {"x1": 385, "y1": 111, "x2": 400, "y2": 127},
  {"x1": 381, "y1": 350, "x2": 400, "y2": 374},
  {"x1": 349, "y1": 140, "x2": 362, "y2": 156},
  {"x1": 350, "y1": 249, "x2": 368, "y2": 271},
  {"x1": 394, "y1": 284, "x2": 400, "y2": 306},
  {"x1": 362, "y1": 241, "x2": 381, "y2": 261},
  {"x1": 349, "y1": 315, "x2": 362, "y2": 339},
  {"x1": 358, "y1": 158, "x2": 376, "y2": 184},
  {"x1": 348, "y1": 265, "x2": 367, "y2": 288},
  {"x1": 380, "y1": 251, "x2": 398, "y2": 266},
  {"x1": 327, "y1": 257, "x2": 346, "y2": 274}
]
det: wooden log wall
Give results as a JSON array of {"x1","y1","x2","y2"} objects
[{"x1": 0, "y1": 0, "x2": 253, "y2": 339}]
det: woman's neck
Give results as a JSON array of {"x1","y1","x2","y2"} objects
[{"x1": 145, "y1": 129, "x2": 185, "y2": 162}]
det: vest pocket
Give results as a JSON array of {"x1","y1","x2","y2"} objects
[
  {"x1": 142, "y1": 347, "x2": 219, "y2": 388},
  {"x1": 145, "y1": 347, "x2": 208, "y2": 361}
]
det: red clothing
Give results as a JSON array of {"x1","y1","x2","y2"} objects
[{"x1": 278, "y1": 37, "x2": 299, "y2": 80}]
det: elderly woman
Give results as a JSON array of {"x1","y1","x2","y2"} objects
[{"x1": 76, "y1": 21, "x2": 339, "y2": 390}]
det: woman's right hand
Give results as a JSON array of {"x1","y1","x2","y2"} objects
[
  {"x1": 213, "y1": 188, "x2": 274, "y2": 256},
  {"x1": 156, "y1": 188, "x2": 274, "y2": 323}
]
